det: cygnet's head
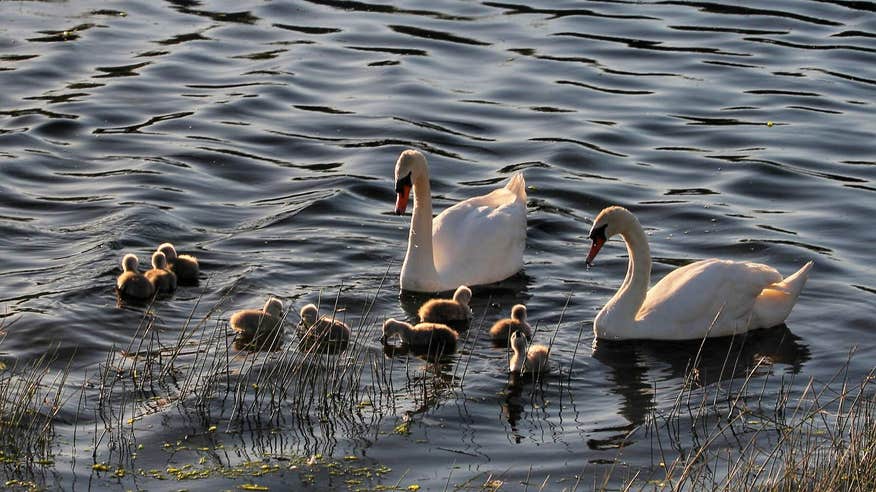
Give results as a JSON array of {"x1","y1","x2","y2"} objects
[
  {"x1": 381, "y1": 318, "x2": 410, "y2": 342},
  {"x1": 510, "y1": 330, "x2": 528, "y2": 353},
  {"x1": 300, "y1": 303, "x2": 318, "y2": 325},
  {"x1": 393, "y1": 149, "x2": 427, "y2": 215},
  {"x1": 263, "y1": 297, "x2": 283, "y2": 318},
  {"x1": 151, "y1": 251, "x2": 168, "y2": 269},
  {"x1": 452, "y1": 285, "x2": 472, "y2": 306},
  {"x1": 586, "y1": 206, "x2": 639, "y2": 267},
  {"x1": 121, "y1": 253, "x2": 139, "y2": 272},
  {"x1": 157, "y1": 242, "x2": 178, "y2": 262},
  {"x1": 511, "y1": 304, "x2": 527, "y2": 322}
]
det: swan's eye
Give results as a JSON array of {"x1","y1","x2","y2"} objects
[
  {"x1": 588, "y1": 224, "x2": 608, "y2": 241},
  {"x1": 395, "y1": 172, "x2": 412, "y2": 193}
]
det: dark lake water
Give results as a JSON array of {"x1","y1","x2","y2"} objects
[{"x1": 1, "y1": 0, "x2": 875, "y2": 490}]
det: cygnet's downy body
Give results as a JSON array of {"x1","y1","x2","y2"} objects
[
  {"x1": 382, "y1": 318, "x2": 458, "y2": 358},
  {"x1": 230, "y1": 297, "x2": 285, "y2": 351},
  {"x1": 509, "y1": 330, "x2": 549, "y2": 377},
  {"x1": 117, "y1": 254, "x2": 154, "y2": 300},
  {"x1": 297, "y1": 303, "x2": 351, "y2": 354},
  {"x1": 417, "y1": 285, "x2": 473, "y2": 333},
  {"x1": 157, "y1": 242, "x2": 200, "y2": 285},
  {"x1": 489, "y1": 304, "x2": 532, "y2": 343},
  {"x1": 145, "y1": 251, "x2": 177, "y2": 294}
]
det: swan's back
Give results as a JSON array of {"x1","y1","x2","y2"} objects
[
  {"x1": 158, "y1": 242, "x2": 199, "y2": 284},
  {"x1": 490, "y1": 318, "x2": 530, "y2": 342},
  {"x1": 117, "y1": 272, "x2": 154, "y2": 300},
  {"x1": 525, "y1": 344, "x2": 550, "y2": 374},
  {"x1": 510, "y1": 331, "x2": 549, "y2": 375},
  {"x1": 145, "y1": 252, "x2": 177, "y2": 294},
  {"x1": 752, "y1": 260, "x2": 813, "y2": 328},
  {"x1": 637, "y1": 259, "x2": 800, "y2": 338},
  {"x1": 385, "y1": 321, "x2": 458, "y2": 356},
  {"x1": 431, "y1": 173, "x2": 526, "y2": 286},
  {"x1": 231, "y1": 308, "x2": 285, "y2": 351}
]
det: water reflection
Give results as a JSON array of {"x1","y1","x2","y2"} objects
[
  {"x1": 232, "y1": 328, "x2": 285, "y2": 352},
  {"x1": 500, "y1": 371, "x2": 550, "y2": 443},
  {"x1": 382, "y1": 345, "x2": 457, "y2": 419},
  {"x1": 592, "y1": 325, "x2": 810, "y2": 427},
  {"x1": 165, "y1": 0, "x2": 259, "y2": 24},
  {"x1": 381, "y1": 338, "x2": 454, "y2": 364}
]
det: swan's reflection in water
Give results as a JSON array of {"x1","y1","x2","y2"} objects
[{"x1": 589, "y1": 325, "x2": 810, "y2": 448}]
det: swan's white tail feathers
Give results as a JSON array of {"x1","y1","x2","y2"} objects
[
  {"x1": 752, "y1": 260, "x2": 813, "y2": 329},
  {"x1": 505, "y1": 173, "x2": 526, "y2": 202},
  {"x1": 778, "y1": 260, "x2": 814, "y2": 298}
]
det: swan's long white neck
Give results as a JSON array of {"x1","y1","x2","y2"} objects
[
  {"x1": 595, "y1": 219, "x2": 651, "y2": 338},
  {"x1": 401, "y1": 169, "x2": 440, "y2": 291}
]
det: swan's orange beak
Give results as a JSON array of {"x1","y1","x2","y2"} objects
[
  {"x1": 395, "y1": 185, "x2": 411, "y2": 215},
  {"x1": 394, "y1": 172, "x2": 413, "y2": 215},
  {"x1": 586, "y1": 237, "x2": 605, "y2": 267},
  {"x1": 586, "y1": 224, "x2": 608, "y2": 267}
]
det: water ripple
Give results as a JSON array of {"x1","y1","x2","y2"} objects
[
  {"x1": 388, "y1": 25, "x2": 491, "y2": 46},
  {"x1": 93, "y1": 111, "x2": 194, "y2": 134},
  {"x1": 554, "y1": 31, "x2": 745, "y2": 55},
  {"x1": 658, "y1": 1, "x2": 844, "y2": 26}
]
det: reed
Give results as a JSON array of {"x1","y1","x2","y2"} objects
[
  {"x1": 0, "y1": 293, "x2": 873, "y2": 492},
  {"x1": 604, "y1": 341, "x2": 876, "y2": 492},
  {"x1": 0, "y1": 331, "x2": 73, "y2": 471}
]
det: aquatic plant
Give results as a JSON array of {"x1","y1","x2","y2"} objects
[
  {"x1": 0, "y1": 345, "x2": 69, "y2": 469},
  {"x1": 0, "y1": 293, "x2": 873, "y2": 492},
  {"x1": 602, "y1": 346, "x2": 876, "y2": 492}
]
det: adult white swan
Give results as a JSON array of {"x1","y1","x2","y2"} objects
[
  {"x1": 586, "y1": 206, "x2": 813, "y2": 340},
  {"x1": 393, "y1": 149, "x2": 527, "y2": 292}
]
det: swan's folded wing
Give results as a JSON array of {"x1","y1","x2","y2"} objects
[
  {"x1": 432, "y1": 188, "x2": 526, "y2": 285},
  {"x1": 638, "y1": 259, "x2": 781, "y2": 336}
]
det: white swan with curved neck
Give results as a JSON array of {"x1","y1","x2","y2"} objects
[
  {"x1": 394, "y1": 149, "x2": 527, "y2": 292},
  {"x1": 586, "y1": 206, "x2": 813, "y2": 340}
]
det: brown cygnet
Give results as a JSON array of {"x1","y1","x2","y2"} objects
[
  {"x1": 116, "y1": 253, "x2": 155, "y2": 300},
  {"x1": 144, "y1": 251, "x2": 177, "y2": 294},
  {"x1": 509, "y1": 330, "x2": 549, "y2": 376},
  {"x1": 157, "y1": 242, "x2": 199, "y2": 284},
  {"x1": 230, "y1": 297, "x2": 285, "y2": 350},
  {"x1": 382, "y1": 318, "x2": 458, "y2": 357},
  {"x1": 489, "y1": 304, "x2": 532, "y2": 342},
  {"x1": 297, "y1": 303, "x2": 351, "y2": 353},
  {"x1": 417, "y1": 285, "x2": 472, "y2": 332}
]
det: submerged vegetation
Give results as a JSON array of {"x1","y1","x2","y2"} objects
[{"x1": 0, "y1": 299, "x2": 872, "y2": 491}]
